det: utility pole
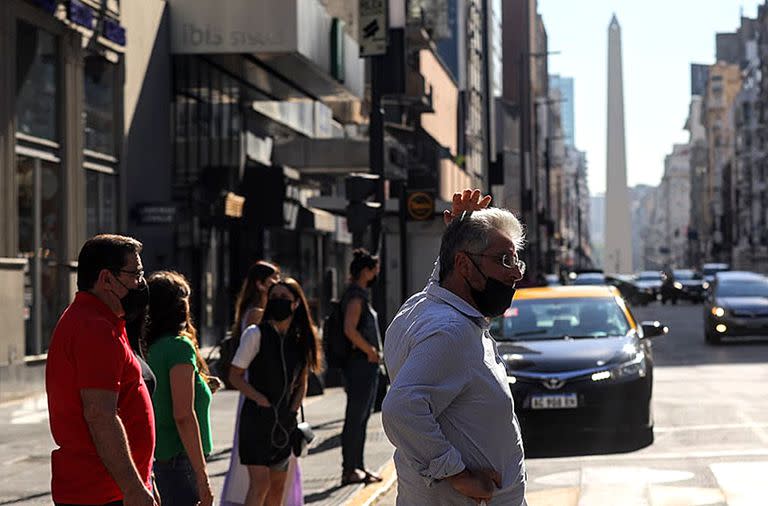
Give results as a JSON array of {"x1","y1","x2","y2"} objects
[{"x1": 369, "y1": 54, "x2": 387, "y2": 332}]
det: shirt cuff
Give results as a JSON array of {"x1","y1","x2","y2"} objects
[{"x1": 422, "y1": 447, "x2": 465, "y2": 487}]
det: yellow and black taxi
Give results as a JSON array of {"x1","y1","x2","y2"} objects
[{"x1": 490, "y1": 285, "x2": 668, "y2": 448}]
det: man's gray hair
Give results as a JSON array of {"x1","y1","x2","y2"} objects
[{"x1": 438, "y1": 208, "x2": 525, "y2": 282}]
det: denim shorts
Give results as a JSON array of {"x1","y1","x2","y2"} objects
[{"x1": 153, "y1": 454, "x2": 200, "y2": 505}]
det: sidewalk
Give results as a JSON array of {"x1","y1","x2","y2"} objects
[
  {"x1": 0, "y1": 386, "x2": 396, "y2": 506},
  {"x1": 207, "y1": 387, "x2": 396, "y2": 506}
]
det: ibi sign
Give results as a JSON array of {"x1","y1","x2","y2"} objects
[{"x1": 170, "y1": 0, "x2": 295, "y2": 54}]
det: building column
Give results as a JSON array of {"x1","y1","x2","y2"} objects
[
  {"x1": 62, "y1": 30, "x2": 85, "y2": 294},
  {"x1": 0, "y1": 1, "x2": 16, "y2": 258}
]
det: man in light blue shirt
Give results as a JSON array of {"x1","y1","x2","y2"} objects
[{"x1": 382, "y1": 192, "x2": 527, "y2": 505}]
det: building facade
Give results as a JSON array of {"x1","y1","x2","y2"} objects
[
  {"x1": 702, "y1": 62, "x2": 741, "y2": 263},
  {"x1": 731, "y1": 17, "x2": 767, "y2": 272},
  {"x1": 1, "y1": 0, "x2": 127, "y2": 400},
  {"x1": 659, "y1": 144, "x2": 691, "y2": 268}
]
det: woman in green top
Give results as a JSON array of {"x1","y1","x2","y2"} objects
[{"x1": 146, "y1": 271, "x2": 220, "y2": 506}]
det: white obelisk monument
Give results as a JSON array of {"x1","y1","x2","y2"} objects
[{"x1": 605, "y1": 15, "x2": 633, "y2": 273}]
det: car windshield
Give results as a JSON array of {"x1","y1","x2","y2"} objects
[
  {"x1": 703, "y1": 265, "x2": 729, "y2": 276},
  {"x1": 637, "y1": 272, "x2": 661, "y2": 280},
  {"x1": 674, "y1": 270, "x2": 698, "y2": 280},
  {"x1": 490, "y1": 297, "x2": 632, "y2": 341},
  {"x1": 716, "y1": 281, "x2": 768, "y2": 298}
]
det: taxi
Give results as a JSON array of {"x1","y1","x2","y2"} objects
[{"x1": 490, "y1": 285, "x2": 668, "y2": 448}]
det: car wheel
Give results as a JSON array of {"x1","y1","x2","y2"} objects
[{"x1": 705, "y1": 329, "x2": 721, "y2": 345}]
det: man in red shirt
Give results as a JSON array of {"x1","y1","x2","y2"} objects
[{"x1": 46, "y1": 235, "x2": 156, "y2": 506}]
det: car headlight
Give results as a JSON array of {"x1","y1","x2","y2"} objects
[
  {"x1": 702, "y1": 282, "x2": 710, "y2": 289},
  {"x1": 674, "y1": 281, "x2": 683, "y2": 290},
  {"x1": 615, "y1": 355, "x2": 647, "y2": 378},
  {"x1": 711, "y1": 306, "x2": 725, "y2": 318},
  {"x1": 591, "y1": 353, "x2": 647, "y2": 382}
]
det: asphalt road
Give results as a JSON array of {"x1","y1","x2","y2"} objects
[
  {"x1": 376, "y1": 301, "x2": 768, "y2": 506},
  {"x1": 5, "y1": 301, "x2": 768, "y2": 505}
]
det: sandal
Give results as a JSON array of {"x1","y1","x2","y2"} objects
[
  {"x1": 362, "y1": 469, "x2": 383, "y2": 483},
  {"x1": 342, "y1": 469, "x2": 368, "y2": 485}
]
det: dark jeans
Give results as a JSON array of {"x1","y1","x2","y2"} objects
[
  {"x1": 154, "y1": 454, "x2": 200, "y2": 505},
  {"x1": 341, "y1": 357, "x2": 380, "y2": 472}
]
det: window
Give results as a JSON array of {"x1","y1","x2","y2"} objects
[
  {"x1": 16, "y1": 21, "x2": 58, "y2": 141},
  {"x1": 17, "y1": 154, "x2": 64, "y2": 354},
  {"x1": 84, "y1": 53, "x2": 117, "y2": 154},
  {"x1": 86, "y1": 170, "x2": 118, "y2": 237}
]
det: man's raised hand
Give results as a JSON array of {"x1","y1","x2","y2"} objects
[{"x1": 443, "y1": 189, "x2": 492, "y2": 225}]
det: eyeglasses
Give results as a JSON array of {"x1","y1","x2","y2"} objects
[
  {"x1": 466, "y1": 252, "x2": 526, "y2": 274},
  {"x1": 116, "y1": 268, "x2": 145, "y2": 281}
]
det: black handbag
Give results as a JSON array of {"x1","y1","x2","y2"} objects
[{"x1": 292, "y1": 405, "x2": 315, "y2": 457}]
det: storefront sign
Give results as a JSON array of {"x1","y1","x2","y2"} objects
[
  {"x1": 102, "y1": 18, "x2": 127, "y2": 46},
  {"x1": 406, "y1": 191, "x2": 435, "y2": 221},
  {"x1": 359, "y1": 0, "x2": 387, "y2": 56},
  {"x1": 133, "y1": 204, "x2": 177, "y2": 225},
  {"x1": 68, "y1": 0, "x2": 94, "y2": 29},
  {"x1": 169, "y1": 0, "x2": 295, "y2": 54}
]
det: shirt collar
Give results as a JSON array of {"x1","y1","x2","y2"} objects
[
  {"x1": 75, "y1": 291, "x2": 124, "y2": 328},
  {"x1": 426, "y1": 282, "x2": 489, "y2": 329}
]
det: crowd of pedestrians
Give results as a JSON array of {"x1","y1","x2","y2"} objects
[
  {"x1": 44, "y1": 189, "x2": 530, "y2": 505},
  {"x1": 44, "y1": 236, "x2": 387, "y2": 506}
]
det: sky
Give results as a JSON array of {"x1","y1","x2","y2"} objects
[{"x1": 538, "y1": 0, "x2": 762, "y2": 196}]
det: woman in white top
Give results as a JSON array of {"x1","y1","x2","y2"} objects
[{"x1": 223, "y1": 260, "x2": 307, "y2": 506}]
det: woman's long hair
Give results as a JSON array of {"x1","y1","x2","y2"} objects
[
  {"x1": 232, "y1": 261, "x2": 280, "y2": 336},
  {"x1": 145, "y1": 271, "x2": 210, "y2": 377},
  {"x1": 266, "y1": 278, "x2": 323, "y2": 373}
]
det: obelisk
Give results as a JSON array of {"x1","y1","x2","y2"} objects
[{"x1": 605, "y1": 15, "x2": 633, "y2": 273}]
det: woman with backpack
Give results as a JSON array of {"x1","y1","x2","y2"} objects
[
  {"x1": 340, "y1": 248, "x2": 384, "y2": 485},
  {"x1": 227, "y1": 278, "x2": 322, "y2": 506}
]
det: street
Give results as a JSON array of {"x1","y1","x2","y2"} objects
[
  {"x1": 375, "y1": 301, "x2": 768, "y2": 505},
  {"x1": 4, "y1": 301, "x2": 768, "y2": 505}
]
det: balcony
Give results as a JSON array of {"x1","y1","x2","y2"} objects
[{"x1": 168, "y1": 0, "x2": 364, "y2": 100}]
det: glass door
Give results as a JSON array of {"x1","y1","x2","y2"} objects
[{"x1": 17, "y1": 153, "x2": 64, "y2": 355}]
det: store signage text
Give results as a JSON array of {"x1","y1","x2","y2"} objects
[{"x1": 180, "y1": 23, "x2": 287, "y2": 50}]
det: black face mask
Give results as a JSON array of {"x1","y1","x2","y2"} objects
[
  {"x1": 466, "y1": 257, "x2": 517, "y2": 317},
  {"x1": 115, "y1": 278, "x2": 149, "y2": 323},
  {"x1": 265, "y1": 298, "x2": 295, "y2": 322},
  {"x1": 367, "y1": 275, "x2": 378, "y2": 288}
]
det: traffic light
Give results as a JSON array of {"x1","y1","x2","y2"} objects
[{"x1": 345, "y1": 173, "x2": 382, "y2": 241}]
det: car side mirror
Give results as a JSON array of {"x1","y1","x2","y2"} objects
[{"x1": 641, "y1": 321, "x2": 669, "y2": 338}]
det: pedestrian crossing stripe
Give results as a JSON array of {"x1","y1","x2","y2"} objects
[{"x1": 527, "y1": 463, "x2": 768, "y2": 505}]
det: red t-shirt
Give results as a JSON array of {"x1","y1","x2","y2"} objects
[{"x1": 46, "y1": 291, "x2": 155, "y2": 504}]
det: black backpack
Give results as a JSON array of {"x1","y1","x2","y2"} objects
[{"x1": 323, "y1": 299, "x2": 350, "y2": 368}]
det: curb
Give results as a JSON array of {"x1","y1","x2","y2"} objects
[{"x1": 342, "y1": 460, "x2": 396, "y2": 506}]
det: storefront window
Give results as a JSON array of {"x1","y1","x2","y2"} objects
[
  {"x1": 86, "y1": 170, "x2": 118, "y2": 237},
  {"x1": 84, "y1": 53, "x2": 117, "y2": 154},
  {"x1": 16, "y1": 21, "x2": 58, "y2": 141}
]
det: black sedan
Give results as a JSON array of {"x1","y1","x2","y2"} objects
[
  {"x1": 606, "y1": 275, "x2": 656, "y2": 306},
  {"x1": 704, "y1": 271, "x2": 768, "y2": 344},
  {"x1": 490, "y1": 286, "x2": 668, "y2": 448},
  {"x1": 673, "y1": 269, "x2": 709, "y2": 303},
  {"x1": 635, "y1": 271, "x2": 663, "y2": 297}
]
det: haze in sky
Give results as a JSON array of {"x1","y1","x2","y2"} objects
[{"x1": 539, "y1": 0, "x2": 762, "y2": 196}]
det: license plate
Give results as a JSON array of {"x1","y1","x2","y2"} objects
[{"x1": 531, "y1": 394, "x2": 578, "y2": 409}]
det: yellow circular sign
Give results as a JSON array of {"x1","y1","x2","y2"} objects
[{"x1": 407, "y1": 192, "x2": 435, "y2": 221}]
